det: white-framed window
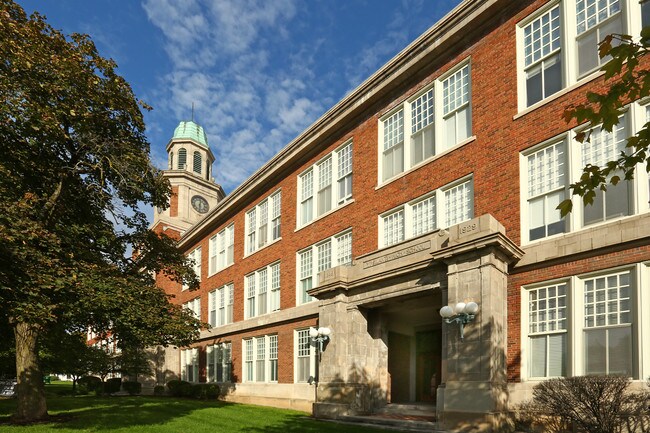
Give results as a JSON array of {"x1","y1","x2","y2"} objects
[
  {"x1": 242, "y1": 335, "x2": 278, "y2": 383},
  {"x1": 295, "y1": 329, "x2": 315, "y2": 383},
  {"x1": 297, "y1": 230, "x2": 353, "y2": 304},
  {"x1": 517, "y1": 0, "x2": 642, "y2": 110},
  {"x1": 521, "y1": 264, "x2": 648, "y2": 380},
  {"x1": 180, "y1": 348, "x2": 199, "y2": 382},
  {"x1": 522, "y1": 4, "x2": 563, "y2": 107},
  {"x1": 298, "y1": 141, "x2": 354, "y2": 227},
  {"x1": 209, "y1": 224, "x2": 234, "y2": 276},
  {"x1": 245, "y1": 190, "x2": 282, "y2": 255},
  {"x1": 379, "y1": 177, "x2": 473, "y2": 248},
  {"x1": 520, "y1": 106, "x2": 649, "y2": 244},
  {"x1": 183, "y1": 297, "x2": 201, "y2": 320},
  {"x1": 207, "y1": 342, "x2": 231, "y2": 382},
  {"x1": 183, "y1": 247, "x2": 202, "y2": 290},
  {"x1": 378, "y1": 61, "x2": 472, "y2": 183},
  {"x1": 245, "y1": 262, "x2": 281, "y2": 319},
  {"x1": 208, "y1": 283, "x2": 234, "y2": 327},
  {"x1": 528, "y1": 283, "x2": 568, "y2": 378}
]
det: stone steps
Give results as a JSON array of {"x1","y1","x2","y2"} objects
[{"x1": 332, "y1": 404, "x2": 441, "y2": 432}]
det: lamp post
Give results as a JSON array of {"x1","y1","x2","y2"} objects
[
  {"x1": 439, "y1": 302, "x2": 479, "y2": 341},
  {"x1": 309, "y1": 327, "x2": 331, "y2": 361}
]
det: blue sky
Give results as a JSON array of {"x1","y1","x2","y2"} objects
[{"x1": 19, "y1": 0, "x2": 460, "y2": 214}]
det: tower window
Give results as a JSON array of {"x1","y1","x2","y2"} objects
[
  {"x1": 193, "y1": 151, "x2": 202, "y2": 174},
  {"x1": 178, "y1": 148, "x2": 187, "y2": 169}
]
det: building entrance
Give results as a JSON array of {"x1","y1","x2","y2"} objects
[{"x1": 382, "y1": 292, "x2": 442, "y2": 404}]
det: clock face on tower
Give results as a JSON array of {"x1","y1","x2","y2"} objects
[{"x1": 191, "y1": 195, "x2": 209, "y2": 214}]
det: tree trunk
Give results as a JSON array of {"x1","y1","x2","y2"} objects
[{"x1": 13, "y1": 321, "x2": 48, "y2": 422}]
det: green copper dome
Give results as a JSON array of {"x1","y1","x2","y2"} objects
[{"x1": 172, "y1": 121, "x2": 209, "y2": 147}]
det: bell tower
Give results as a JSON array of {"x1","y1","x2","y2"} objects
[{"x1": 152, "y1": 120, "x2": 225, "y2": 236}]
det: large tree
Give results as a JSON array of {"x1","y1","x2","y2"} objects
[
  {"x1": 0, "y1": 0, "x2": 201, "y2": 422},
  {"x1": 560, "y1": 28, "x2": 650, "y2": 215}
]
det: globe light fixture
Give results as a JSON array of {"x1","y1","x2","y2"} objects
[
  {"x1": 439, "y1": 301, "x2": 479, "y2": 341},
  {"x1": 310, "y1": 327, "x2": 331, "y2": 359}
]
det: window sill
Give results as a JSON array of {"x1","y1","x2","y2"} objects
[
  {"x1": 242, "y1": 236, "x2": 282, "y2": 260},
  {"x1": 375, "y1": 136, "x2": 476, "y2": 191},
  {"x1": 513, "y1": 70, "x2": 604, "y2": 120},
  {"x1": 207, "y1": 262, "x2": 235, "y2": 279},
  {"x1": 294, "y1": 199, "x2": 355, "y2": 233}
]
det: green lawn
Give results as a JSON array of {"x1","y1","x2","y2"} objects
[{"x1": 0, "y1": 382, "x2": 384, "y2": 433}]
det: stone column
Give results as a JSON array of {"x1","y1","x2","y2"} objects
[
  {"x1": 313, "y1": 290, "x2": 389, "y2": 418},
  {"x1": 432, "y1": 215, "x2": 523, "y2": 432}
]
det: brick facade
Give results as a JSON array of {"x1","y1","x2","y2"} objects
[{"x1": 153, "y1": 0, "x2": 650, "y2": 430}]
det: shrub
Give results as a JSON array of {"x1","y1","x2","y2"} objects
[
  {"x1": 105, "y1": 377, "x2": 122, "y2": 394},
  {"x1": 199, "y1": 383, "x2": 219, "y2": 400},
  {"x1": 187, "y1": 383, "x2": 220, "y2": 400},
  {"x1": 122, "y1": 381, "x2": 141, "y2": 395},
  {"x1": 515, "y1": 375, "x2": 650, "y2": 433},
  {"x1": 167, "y1": 379, "x2": 192, "y2": 397},
  {"x1": 178, "y1": 381, "x2": 193, "y2": 397},
  {"x1": 78, "y1": 376, "x2": 102, "y2": 394},
  {"x1": 153, "y1": 385, "x2": 165, "y2": 396}
]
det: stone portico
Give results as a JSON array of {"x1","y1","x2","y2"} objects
[{"x1": 310, "y1": 214, "x2": 523, "y2": 432}]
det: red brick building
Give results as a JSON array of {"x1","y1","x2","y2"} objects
[{"x1": 152, "y1": 0, "x2": 650, "y2": 430}]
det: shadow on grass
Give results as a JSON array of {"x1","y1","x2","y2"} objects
[
  {"x1": 0, "y1": 394, "x2": 385, "y2": 432},
  {"x1": 0, "y1": 395, "x2": 224, "y2": 430}
]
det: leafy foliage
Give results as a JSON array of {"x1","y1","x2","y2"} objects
[
  {"x1": 0, "y1": 0, "x2": 202, "y2": 420},
  {"x1": 561, "y1": 28, "x2": 650, "y2": 215}
]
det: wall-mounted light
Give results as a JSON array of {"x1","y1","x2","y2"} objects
[
  {"x1": 309, "y1": 327, "x2": 331, "y2": 359},
  {"x1": 439, "y1": 302, "x2": 479, "y2": 341}
]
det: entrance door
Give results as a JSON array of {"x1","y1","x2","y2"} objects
[
  {"x1": 388, "y1": 332, "x2": 410, "y2": 403},
  {"x1": 415, "y1": 330, "x2": 441, "y2": 403}
]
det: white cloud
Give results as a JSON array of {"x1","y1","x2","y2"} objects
[{"x1": 142, "y1": 0, "x2": 327, "y2": 192}]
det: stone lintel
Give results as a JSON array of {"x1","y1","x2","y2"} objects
[{"x1": 310, "y1": 235, "x2": 442, "y2": 297}]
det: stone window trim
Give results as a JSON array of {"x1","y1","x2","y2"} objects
[
  {"x1": 378, "y1": 175, "x2": 474, "y2": 248},
  {"x1": 208, "y1": 283, "x2": 234, "y2": 327},
  {"x1": 244, "y1": 189, "x2": 282, "y2": 258},
  {"x1": 516, "y1": 0, "x2": 642, "y2": 112},
  {"x1": 208, "y1": 223, "x2": 235, "y2": 276},
  {"x1": 242, "y1": 334, "x2": 279, "y2": 383},
  {"x1": 296, "y1": 229, "x2": 353, "y2": 305},
  {"x1": 296, "y1": 140, "x2": 354, "y2": 229},
  {"x1": 180, "y1": 347, "x2": 199, "y2": 383},
  {"x1": 377, "y1": 59, "x2": 472, "y2": 185},
  {"x1": 206, "y1": 342, "x2": 232, "y2": 383},
  {"x1": 519, "y1": 102, "x2": 650, "y2": 245},
  {"x1": 183, "y1": 246, "x2": 202, "y2": 291},
  {"x1": 244, "y1": 262, "x2": 281, "y2": 319},
  {"x1": 294, "y1": 328, "x2": 316, "y2": 384},
  {"x1": 182, "y1": 297, "x2": 201, "y2": 321},
  {"x1": 519, "y1": 262, "x2": 649, "y2": 381}
]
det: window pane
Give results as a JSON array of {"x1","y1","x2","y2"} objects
[
  {"x1": 530, "y1": 335, "x2": 547, "y2": 377},
  {"x1": 544, "y1": 55, "x2": 562, "y2": 98},
  {"x1": 608, "y1": 326, "x2": 632, "y2": 375},
  {"x1": 548, "y1": 333, "x2": 566, "y2": 377},
  {"x1": 585, "y1": 328, "x2": 607, "y2": 375},
  {"x1": 444, "y1": 180, "x2": 473, "y2": 227},
  {"x1": 577, "y1": 30, "x2": 599, "y2": 76},
  {"x1": 526, "y1": 65, "x2": 543, "y2": 106},
  {"x1": 383, "y1": 210, "x2": 405, "y2": 246}
]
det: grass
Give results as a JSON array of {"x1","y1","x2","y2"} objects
[{"x1": 0, "y1": 382, "x2": 385, "y2": 433}]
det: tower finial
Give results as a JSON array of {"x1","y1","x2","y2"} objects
[{"x1": 191, "y1": 102, "x2": 194, "y2": 122}]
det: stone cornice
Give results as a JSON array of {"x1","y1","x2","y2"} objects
[
  {"x1": 431, "y1": 231, "x2": 524, "y2": 264},
  {"x1": 176, "y1": 0, "x2": 509, "y2": 249}
]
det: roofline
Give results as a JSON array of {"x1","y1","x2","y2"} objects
[{"x1": 177, "y1": 0, "x2": 507, "y2": 248}]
